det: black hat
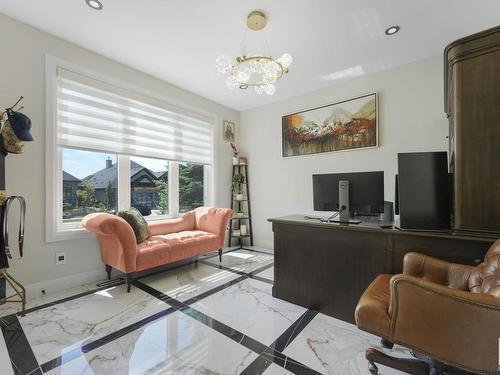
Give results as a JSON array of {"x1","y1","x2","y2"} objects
[{"x1": 6, "y1": 109, "x2": 33, "y2": 141}]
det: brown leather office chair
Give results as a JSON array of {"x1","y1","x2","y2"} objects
[{"x1": 355, "y1": 238, "x2": 500, "y2": 375}]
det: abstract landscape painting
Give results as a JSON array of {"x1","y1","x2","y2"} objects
[{"x1": 282, "y1": 93, "x2": 377, "y2": 157}]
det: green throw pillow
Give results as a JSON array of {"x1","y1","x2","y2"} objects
[{"x1": 117, "y1": 207, "x2": 151, "y2": 244}]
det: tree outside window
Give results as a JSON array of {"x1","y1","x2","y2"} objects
[{"x1": 179, "y1": 163, "x2": 204, "y2": 213}]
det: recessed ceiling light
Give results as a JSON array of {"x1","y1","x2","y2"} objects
[
  {"x1": 86, "y1": 0, "x2": 103, "y2": 10},
  {"x1": 385, "y1": 26, "x2": 400, "y2": 36}
]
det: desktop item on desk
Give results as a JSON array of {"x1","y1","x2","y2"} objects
[
  {"x1": 312, "y1": 171, "x2": 384, "y2": 224},
  {"x1": 396, "y1": 152, "x2": 450, "y2": 231}
]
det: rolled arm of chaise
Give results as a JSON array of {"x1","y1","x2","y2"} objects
[
  {"x1": 388, "y1": 274, "x2": 500, "y2": 374},
  {"x1": 403, "y1": 252, "x2": 474, "y2": 291},
  {"x1": 82, "y1": 213, "x2": 138, "y2": 273},
  {"x1": 194, "y1": 207, "x2": 233, "y2": 245}
]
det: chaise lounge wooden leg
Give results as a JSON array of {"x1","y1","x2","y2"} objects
[
  {"x1": 105, "y1": 264, "x2": 112, "y2": 281},
  {"x1": 125, "y1": 273, "x2": 134, "y2": 293},
  {"x1": 366, "y1": 348, "x2": 429, "y2": 375},
  {"x1": 218, "y1": 248, "x2": 223, "y2": 263}
]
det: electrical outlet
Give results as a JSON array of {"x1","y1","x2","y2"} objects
[{"x1": 55, "y1": 252, "x2": 67, "y2": 265}]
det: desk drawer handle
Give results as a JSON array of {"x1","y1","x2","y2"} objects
[{"x1": 473, "y1": 258, "x2": 481, "y2": 264}]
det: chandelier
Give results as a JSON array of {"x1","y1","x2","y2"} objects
[{"x1": 216, "y1": 11, "x2": 292, "y2": 95}]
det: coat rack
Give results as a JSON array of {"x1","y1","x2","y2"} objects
[{"x1": 0, "y1": 96, "x2": 30, "y2": 315}]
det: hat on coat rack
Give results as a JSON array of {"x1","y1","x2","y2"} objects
[
  {"x1": 0, "y1": 96, "x2": 34, "y2": 155},
  {"x1": 6, "y1": 108, "x2": 33, "y2": 141}
]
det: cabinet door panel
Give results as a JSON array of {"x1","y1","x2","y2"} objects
[{"x1": 457, "y1": 50, "x2": 500, "y2": 232}]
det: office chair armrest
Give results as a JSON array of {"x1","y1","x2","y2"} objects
[
  {"x1": 403, "y1": 252, "x2": 474, "y2": 290},
  {"x1": 388, "y1": 274, "x2": 500, "y2": 374}
]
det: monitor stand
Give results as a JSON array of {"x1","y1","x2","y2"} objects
[
  {"x1": 333, "y1": 180, "x2": 361, "y2": 224},
  {"x1": 338, "y1": 180, "x2": 350, "y2": 223}
]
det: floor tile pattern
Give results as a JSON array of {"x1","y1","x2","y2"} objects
[{"x1": 1, "y1": 247, "x2": 411, "y2": 375}]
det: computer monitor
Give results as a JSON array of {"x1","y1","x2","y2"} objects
[{"x1": 312, "y1": 171, "x2": 385, "y2": 217}]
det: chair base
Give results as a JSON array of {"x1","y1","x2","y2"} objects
[{"x1": 366, "y1": 347, "x2": 476, "y2": 375}]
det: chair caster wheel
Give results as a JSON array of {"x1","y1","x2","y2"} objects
[{"x1": 368, "y1": 361, "x2": 379, "y2": 374}]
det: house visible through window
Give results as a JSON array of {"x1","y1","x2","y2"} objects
[
  {"x1": 62, "y1": 149, "x2": 118, "y2": 223},
  {"x1": 48, "y1": 59, "x2": 214, "y2": 240},
  {"x1": 130, "y1": 156, "x2": 169, "y2": 217}
]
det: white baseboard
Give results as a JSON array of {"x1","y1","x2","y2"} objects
[{"x1": 20, "y1": 268, "x2": 107, "y2": 302}]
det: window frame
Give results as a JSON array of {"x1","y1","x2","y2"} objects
[{"x1": 46, "y1": 55, "x2": 215, "y2": 242}]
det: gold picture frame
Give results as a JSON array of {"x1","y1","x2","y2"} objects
[
  {"x1": 282, "y1": 93, "x2": 378, "y2": 157},
  {"x1": 223, "y1": 120, "x2": 235, "y2": 142}
]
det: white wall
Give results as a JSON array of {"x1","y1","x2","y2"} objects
[
  {"x1": 0, "y1": 14, "x2": 238, "y2": 295},
  {"x1": 239, "y1": 55, "x2": 448, "y2": 249}
]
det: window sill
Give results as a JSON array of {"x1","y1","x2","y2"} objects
[{"x1": 46, "y1": 226, "x2": 92, "y2": 243}]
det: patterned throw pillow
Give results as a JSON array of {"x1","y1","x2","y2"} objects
[{"x1": 117, "y1": 207, "x2": 151, "y2": 244}]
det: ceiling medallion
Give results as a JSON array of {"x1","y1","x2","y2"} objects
[
  {"x1": 86, "y1": 0, "x2": 103, "y2": 10},
  {"x1": 216, "y1": 11, "x2": 292, "y2": 95},
  {"x1": 385, "y1": 25, "x2": 400, "y2": 35}
]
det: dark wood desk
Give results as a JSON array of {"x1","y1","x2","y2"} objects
[{"x1": 268, "y1": 215, "x2": 494, "y2": 324}]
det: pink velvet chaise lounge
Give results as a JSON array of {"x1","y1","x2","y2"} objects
[{"x1": 82, "y1": 207, "x2": 233, "y2": 291}]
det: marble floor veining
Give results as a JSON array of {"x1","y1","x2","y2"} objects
[
  {"x1": 140, "y1": 262, "x2": 241, "y2": 303},
  {"x1": 202, "y1": 249, "x2": 274, "y2": 274},
  {"x1": 191, "y1": 278, "x2": 306, "y2": 346},
  {"x1": 18, "y1": 284, "x2": 166, "y2": 365},
  {"x1": 44, "y1": 310, "x2": 258, "y2": 375},
  {"x1": 1, "y1": 247, "x2": 411, "y2": 375},
  {"x1": 283, "y1": 312, "x2": 411, "y2": 375}
]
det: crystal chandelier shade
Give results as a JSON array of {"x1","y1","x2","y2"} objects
[
  {"x1": 215, "y1": 11, "x2": 292, "y2": 95},
  {"x1": 216, "y1": 54, "x2": 292, "y2": 95}
]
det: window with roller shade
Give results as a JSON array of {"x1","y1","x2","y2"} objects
[{"x1": 48, "y1": 62, "x2": 213, "y2": 239}]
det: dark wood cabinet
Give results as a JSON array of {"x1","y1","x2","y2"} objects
[
  {"x1": 269, "y1": 216, "x2": 494, "y2": 324},
  {"x1": 445, "y1": 26, "x2": 500, "y2": 235}
]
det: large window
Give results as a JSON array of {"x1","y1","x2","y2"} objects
[{"x1": 46, "y1": 57, "x2": 213, "y2": 241}]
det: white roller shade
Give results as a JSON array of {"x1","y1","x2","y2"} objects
[{"x1": 56, "y1": 68, "x2": 213, "y2": 165}]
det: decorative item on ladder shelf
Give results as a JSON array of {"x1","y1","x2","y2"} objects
[
  {"x1": 230, "y1": 142, "x2": 239, "y2": 165},
  {"x1": 228, "y1": 155, "x2": 253, "y2": 249},
  {"x1": 232, "y1": 173, "x2": 245, "y2": 200}
]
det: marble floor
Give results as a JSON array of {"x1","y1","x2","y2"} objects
[{"x1": 0, "y1": 247, "x2": 410, "y2": 375}]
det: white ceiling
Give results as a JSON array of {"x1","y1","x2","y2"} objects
[{"x1": 0, "y1": 0, "x2": 499, "y2": 111}]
